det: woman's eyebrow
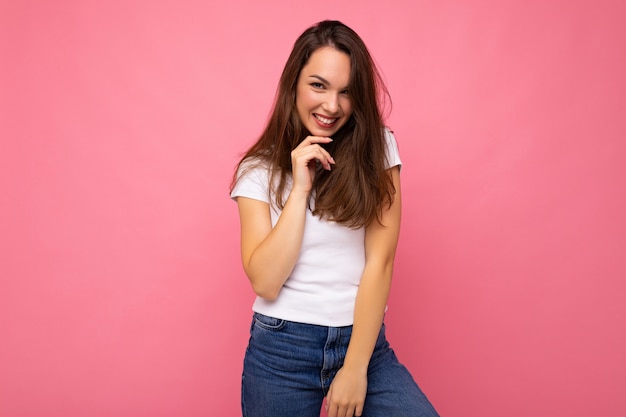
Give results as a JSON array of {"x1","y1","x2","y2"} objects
[{"x1": 309, "y1": 74, "x2": 330, "y2": 85}]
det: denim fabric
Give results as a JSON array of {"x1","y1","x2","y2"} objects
[{"x1": 242, "y1": 313, "x2": 439, "y2": 417}]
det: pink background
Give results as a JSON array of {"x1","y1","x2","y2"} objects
[{"x1": 2, "y1": 1, "x2": 625, "y2": 416}]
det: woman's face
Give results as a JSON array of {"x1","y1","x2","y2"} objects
[{"x1": 296, "y1": 47, "x2": 353, "y2": 137}]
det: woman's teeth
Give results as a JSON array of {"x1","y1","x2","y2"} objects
[{"x1": 314, "y1": 114, "x2": 337, "y2": 124}]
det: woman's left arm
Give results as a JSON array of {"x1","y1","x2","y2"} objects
[{"x1": 326, "y1": 166, "x2": 402, "y2": 417}]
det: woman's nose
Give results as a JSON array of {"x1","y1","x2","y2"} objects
[{"x1": 323, "y1": 93, "x2": 339, "y2": 113}]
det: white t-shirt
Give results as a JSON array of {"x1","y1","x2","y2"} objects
[{"x1": 230, "y1": 128, "x2": 401, "y2": 326}]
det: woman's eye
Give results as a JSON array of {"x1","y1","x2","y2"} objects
[
  {"x1": 311, "y1": 82, "x2": 324, "y2": 89},
  {"x1": 341, "y1": 90, "x2": 349, "y2": 95}
]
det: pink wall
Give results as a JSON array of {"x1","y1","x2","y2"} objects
[{"x1": 2, "y1": 1, "x2": 625, "y2": 416}]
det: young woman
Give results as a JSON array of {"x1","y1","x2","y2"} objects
[{"x1": 230, "y1": 20, "x2": 439, "y2": 417}]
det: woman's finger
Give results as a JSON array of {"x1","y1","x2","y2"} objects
[{"x1": 297, "y1": 135, "x2": 333, "y2": 147}]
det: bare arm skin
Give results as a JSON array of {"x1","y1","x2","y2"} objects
[
  {"x1": 235, "y1": 136, "x2": 334, "y2": 300},
  {"x1": 326, "y1": 166, "x2": 402, "y2": 417}
]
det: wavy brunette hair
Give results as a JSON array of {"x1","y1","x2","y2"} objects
[{"x1": 231, "y1": 20, "x2": 394, "y2": 228}]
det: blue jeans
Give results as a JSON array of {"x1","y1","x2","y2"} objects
[{"x1": 242, "y1": 313, "x2": 439, "y2": 417}]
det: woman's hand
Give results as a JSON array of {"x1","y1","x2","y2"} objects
[
  {"x1": 325, "y1": 366, "x2": 368, "y2": 417},
  {"x1": 290, "y1": 136, "x2": 335, "y2": 194}
]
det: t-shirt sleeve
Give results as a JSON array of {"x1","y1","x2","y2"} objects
[
  {"x1": 384, "y1": 128, "x2": 402, "y2": 169},
  {"x1": 230, "y1": 159, "x2": 271, "y2": 203}
]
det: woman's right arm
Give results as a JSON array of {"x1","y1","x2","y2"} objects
[{"x1": 236, "y1": 136, "x2": 334, "y2": 300}]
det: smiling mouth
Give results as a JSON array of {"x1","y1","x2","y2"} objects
[{"x1": 313, "y1": 113, "x2": 339, "y2": 128}]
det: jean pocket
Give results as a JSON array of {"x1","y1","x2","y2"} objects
[{"x1": 253, "y1": 312, "x2": 287, "y2": 331}]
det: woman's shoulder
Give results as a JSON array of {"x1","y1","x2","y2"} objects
[
  {"x1": 238, "y1": 155, "x2": 271, "y2": 171},
  {"x1": 382, "y1": 127, "x2": 402, "y2": 169},
  {"x1": 383, "y1": 126, "x2": 396, "y2": 141},
  {"x1": 231, "y1": 156, "x2": 273, "y2": 201}
]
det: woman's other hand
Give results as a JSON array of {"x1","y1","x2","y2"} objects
[{"x1": 325, "y1": 366, "x2": 367, "y2": 417}]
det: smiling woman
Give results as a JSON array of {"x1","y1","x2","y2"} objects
[
  {"x1": 229, "y1": 20, "x2": 439, "y2": 417},
  {"x1": 296, "y1": 47, "x2": 353, "y2": 134}
]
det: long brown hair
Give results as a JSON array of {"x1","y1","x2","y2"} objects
[{"x1": 231, "y1": 20, "x2": 394, "y2": 228}]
